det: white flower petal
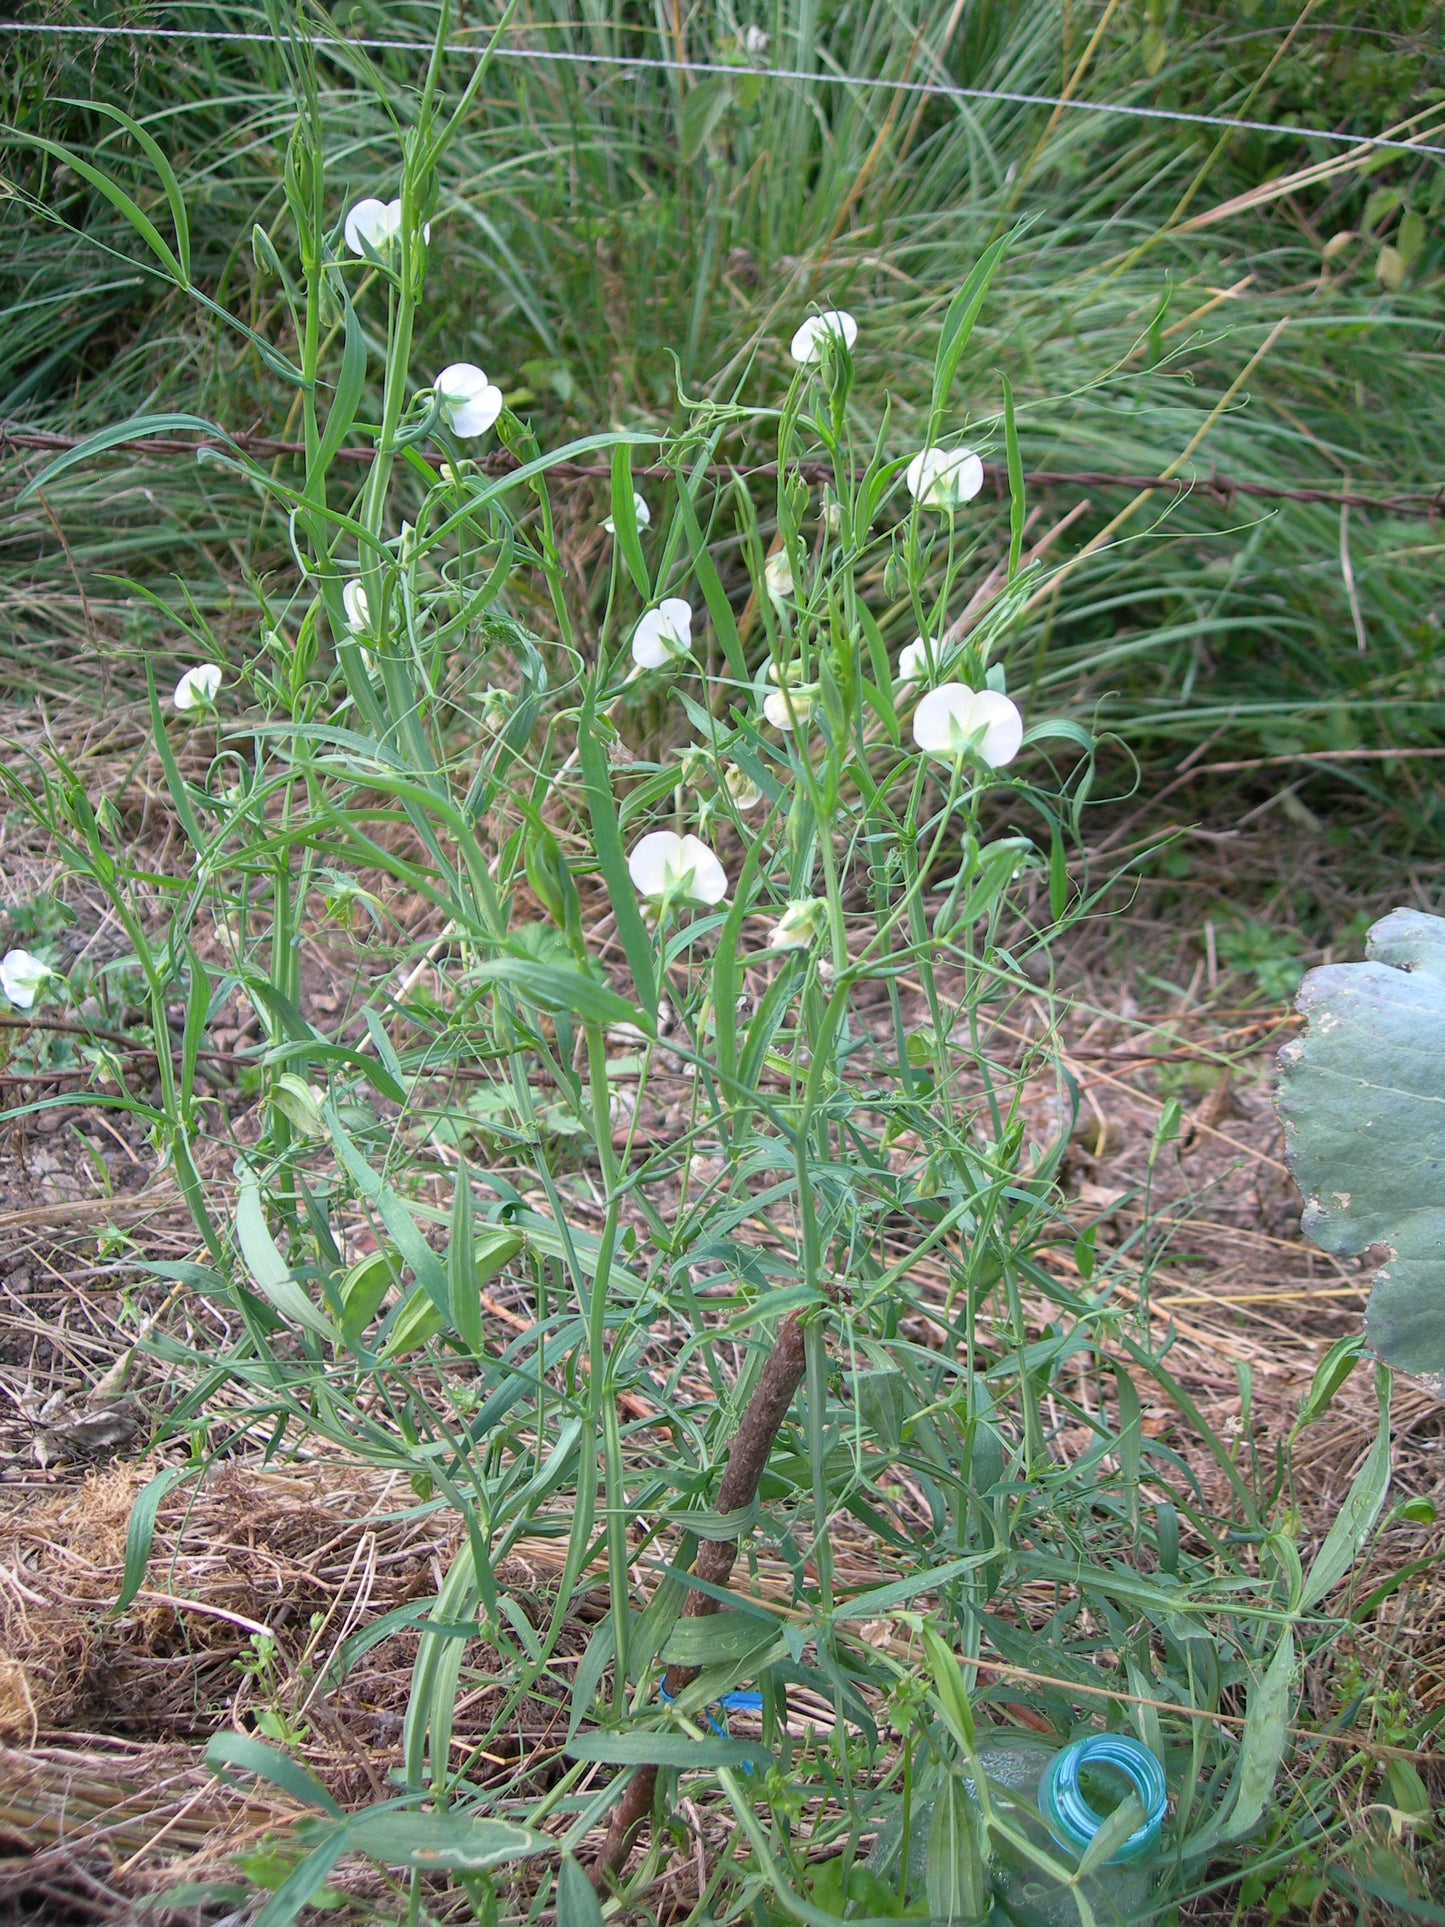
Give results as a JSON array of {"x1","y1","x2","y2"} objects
[
  {"x1": 897, "y1": 638, "x2": 928, "y2": 684},
  {"x1": 435, "y1": 362, "x2": 504, "y2": 438},
  {"x1": 905, "y1": 446, "x2": 985, "y2": 511},
  {"x1": 0, "y1": 949, "x2": 54, "y2": 1011},
  {"x1": 789, "y1": 309, "x2": 859, "y2": 365},
  {"x1": 604, "y1": 491, "x2": 651, "y2": 534},
  {"x1": 344, "y1": 196, "x2": 402, "y2": 257},
  {"x1": 627, "y1": 830, "x2": 728, "y2": 906},
  {"x1": 763, "y1": 686, "x2": 816, "y2": 731},
  {"x1": 764, "y1": 549, "x2": 794, "y2": 601},
  {"x1": 342, "y1": 580, "x2": 371, "y2": 635},
  {"x1": 912, "y1": 682, "x2": 1023, "y2": 767},
  {"x1": 173, "y1": 664, "x2": 222, "y2": 711},
  {"x1": 771, "y1": 898, "x2": 826, "y2": 949},
  {"x1": 631, "y1": 597, "x2": 694, "y2": 669},
  {"x1": 724, "y1": 764, "x2": 763, "y2": 811},
  {"x1": 969, "y1": 688, "x2": 1025, "y2": 767},
  {"x1": 676, "y1": 834, "x2": 728, "y2": 905}
]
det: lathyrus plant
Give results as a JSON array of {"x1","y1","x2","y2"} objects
[{"x1": 4, "y1": 10, "x2": 1370, "y2": 1923}]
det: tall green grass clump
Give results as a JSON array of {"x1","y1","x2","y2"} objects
[
  {"x1": 2, "y1": 0, "x2": 1444, "y2": 839},
  {"x1": 0, "y1": 7, "x2": 1431, "y2": 1922}
]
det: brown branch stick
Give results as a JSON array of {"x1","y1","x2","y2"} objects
[{"x1": 590, "y1": 1311, "x2": 810, "y2": 1887}]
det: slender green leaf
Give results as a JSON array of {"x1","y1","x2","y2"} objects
[
  {"x1": 323, "y1": 1106, "x2": 453, "y2": 1323},
  {"x1": 1300, "y1": 1367, "x2": 1391, "y2": 1609},
  {"x1": 609, "y1": 442, "x2": 651, "y2": 598},
  {"x1": 1001, "y1": 370, "x2": 1025, "y2": 580},
  {"x1": 144, "y1": 662, "x2": 204, "y2": 851},
  {"x1": 930, "y1": 232, "x2": 1013, "y2": 425},
  {"x1": 660, "y1": 1612, "x2": 778, "y2": 1668},
  {"x1": 253, "y1": 1831, "x2": 348, "y2": 1927},
  {"x1": 567, "y1": 1730, "x2": 772, "y2": 1769},
  {"x1": 116, "y1": 1462, "x2": 196, "y2": 1611},
  {"x1": 1219, "y1": 1627, "x2": 1296, "y2": 1843},
  {"x1": 577, "y1": 699, "x2": 659, "y2": 1024},
  {"x1": 18, "y1": 413, "x2": 236, "y2": 504},
  {"x1": 672, "y1": 475, "x2": 748, "y2": 684},
  {"x1": 205, "y1": 1732, "x2": 345, "y2": 1818},
  {"x1": 67, "y1": 98, "x2": 191, "y2": 283},
  {"x1": 922, "y1": 1624, "x2": 977, "y2": 1753},
  {"x1": 556, "y1": 1853, "x2": 607, "y2": 1927},
  {"x1": 235, "y1": 1173, "x2": 337, "y2": 1341},
  {"x1": 473, "y1": 956, "x2": 643, "y2": 1028}
]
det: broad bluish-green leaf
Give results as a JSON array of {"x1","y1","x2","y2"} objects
[
  {"x1": 1277, "y1": 908, "x2": 1445, "y2": 1392},
  {"x1": 660, "y1": 1611, "x2": 778, "y2": 1668},
  {"x1": 344, "y1": 1809, "x2": 547, "y2": 1872}
]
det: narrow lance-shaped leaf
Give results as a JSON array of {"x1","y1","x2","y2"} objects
[
  {"x1": 235, "y1": 1173, "x2": 338, "y2": 1341},
  {"x1": 609, "y1": 442, "x2": 651, "y2": 599},
  {"x1": 19, "y1": 413, "x2": 236, "y2": 504},
  {"x1": 576, "y1": 697, "x2": 660, "y2": 1025},
  {"x1": 1300, "y1": 1364, "x2": 1392, "y2": 1608},
  {"x1": 1218, "y1": 1625, "x2": 1296, "y2": 1843},
  {"x1": 930, "y1": 230, "x2": 1014, "y2": 429}
]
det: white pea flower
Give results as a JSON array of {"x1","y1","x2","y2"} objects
[
  {"x1": 603, "y1": 492, "x2": 651, "y2": 534},
  {"x1": 742, "y1": 25, "x2": 770, "y2": 56},
  {"x1": 724, "y1": 764, "x2": 763, "y2": 811},
  {"x1": 627, "y1": 830, "x2": 729, "y2": 906},
  {"x1": 631, "y1": 597, "x2": 694, "y2": 670},
  {"x1": 434, "y1": 363, "x2": 504, "y2": 439},
  {"x1": 0, "y1": 949, "x2": 55, "y2": 1011},
  {"x1": 764, "y1": 549, "x2": 794, "y2": 602},
  {"x1": 771, "y1": 898, "x2": 827, "y2": 950},
  {"x1": 764, "y1": 685, "x2": 818, "y2": 731},
  {"x1": 342, "y1": 581, "x2": 371, "y2": 634},
  {"x1": 344, "y1": 197, "x2": 402, "y2": 256},
  {"x1": 790, "y1": 310, "x2": 858, "y2": 365},
  {"x1": 897, "y1": 636, "x2": 962, "y2": 685},
  {"x1": 912, "y1": 682, "x2": 1023, "y2": 768},
  {"x1": 906, "y1": 446, "x2": 985, "y2": 510},
  {"x1": 173, "y1": 664, "x2": 222, "y2": 712}
]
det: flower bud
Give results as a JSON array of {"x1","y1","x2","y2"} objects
[{"x1": 770, "y1": 898, "x2": 828, "y2": 950}]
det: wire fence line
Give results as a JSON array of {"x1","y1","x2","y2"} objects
[
  {"x1": 2, "y1": 422, "x2": 1440, "y2": 520},
  {"x1": 3, "y1": 16, "x2": 1444, "y2": 160}
]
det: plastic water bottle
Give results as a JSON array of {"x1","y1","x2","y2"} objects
[{"x1": 870, "y1": 1730, "x2": 1170, "y2": 1926}]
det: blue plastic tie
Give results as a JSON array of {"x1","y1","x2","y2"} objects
[
  {"x1": 658, "y1": 1680, "x2": 765, "y2": 1773},
  {"x1": 1039, "y1": 1735, "x2": 1168, "y2": 1865}
]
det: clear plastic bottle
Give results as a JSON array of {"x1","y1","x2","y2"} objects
[{"x1": 870, "y1": 1730, "x2": 1169, "y2": 1926}]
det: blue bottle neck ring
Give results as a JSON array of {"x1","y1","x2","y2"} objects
[{"x1": 1039, "y1": 1735, "x2": 1168, "y2": 1865}]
